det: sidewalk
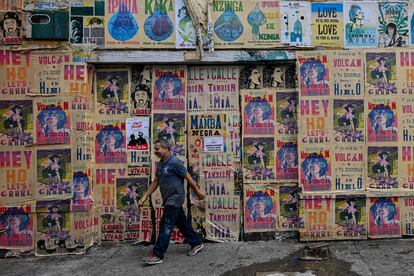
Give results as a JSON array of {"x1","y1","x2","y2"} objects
[{"x1": 2, "y1": 238, "x2": 414, "y2": 276}]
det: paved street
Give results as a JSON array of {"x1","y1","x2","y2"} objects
[{"x1": 2, "y1": 238, "x2": 414, "y2": 276}]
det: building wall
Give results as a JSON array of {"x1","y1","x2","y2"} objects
[{"x1": 1, "y1": 0, "x2": 414, "y2": 256}]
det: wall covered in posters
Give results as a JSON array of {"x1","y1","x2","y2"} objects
[
  {"x1": 296, "y1": 48, "x2": 414, "y2": 241},
  {"x1": 7, "y1": 0, "x2": 414, "y2": 253},
  {"x1": 1, "y1": 56, "x2": 414, "y2": 254},
  {"x1": 4, "y1": 0, "x2": 414, "y2": 52},
  {"x1": 186, "y1": 65, "x2": 240, "y2": 242}
]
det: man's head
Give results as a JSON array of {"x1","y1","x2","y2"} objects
[
  {"x1": 2, "y1": 12, "x2": 20, "y2": 37},
  {"x1": 133, "y1": 84, "x2": 149, "y2": 107},
  {"x1": 154, "y1": 140, "x2": 171, "y2": 160}
]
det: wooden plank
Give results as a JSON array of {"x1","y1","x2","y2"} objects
[{"x1": 88, "y1": 49, "x2": 297, "y2": 64}]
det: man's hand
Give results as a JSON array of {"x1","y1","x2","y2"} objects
[
  {"x1": 191, "y1": 196, "x2": 206, "y2": 208},
  {"x1": 185, "y1": 173, "x2": 206, "y2": 200},
  {"x1": 195, "y1": 190, "x2": 206, "y2": 200},
  {"x1": 138, "y1": 177, "x2": 158, "y2": 207},
  {"x1": 138, "y1": 194, "x2": 148, "y2": 207}
]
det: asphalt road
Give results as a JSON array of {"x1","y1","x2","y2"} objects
[{"x1": 2, "y1": 238, "x2": 414, "y2": 276}]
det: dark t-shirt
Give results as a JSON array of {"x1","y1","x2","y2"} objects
[{"x1": 156, "y1": 155, "x2": 187, "y2": 207}]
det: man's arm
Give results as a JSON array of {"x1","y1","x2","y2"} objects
[
  {"x1": 184, "y1": 173, "x2": 205, "y2": 200},
  {"x1": 138, "y1": 177, "x2": 159, "y2": 207}
]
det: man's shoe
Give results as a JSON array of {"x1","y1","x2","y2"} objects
[
  {"x1": 187, "y1": 243, "x2": 204, "y2": 256},
  {"x1": 143, "y1": 253, "x2": 163, "y2": 265}
]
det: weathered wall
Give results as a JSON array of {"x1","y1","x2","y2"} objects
[{"x1": 1, "y1": 0, "x2": 414, "y2": 256}]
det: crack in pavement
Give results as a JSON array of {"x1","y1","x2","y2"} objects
[
  {"x1": 388, "y1": 246, "x2": 411, "y2": 275},
  {"x1": 234, "y1": 244, "x2": 241, "y2": 258},
  {"x1": 353, "y1": 241, "x2": 376, "y2": 276},
  {"x1": 77, "y1": 246, "x2": 123, "y2": 275}
]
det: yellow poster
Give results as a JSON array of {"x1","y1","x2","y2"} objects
[
  {"x1": 99, "y1": 212, "x2": 126, "y2": 241},
  {"x1": 206, "y1": 195, "x2": 240, "y2": 241},
  {"x1": 365, "y1": 50, "x2": 397, "y2": 97},
  {"x1": 72, "y1": 111, "x2": 94, "y2": 166},
  {"x1": 398, "y1": 49, "x2": 414, "y2": 95},
  {"x1": 333, "y1": 195, "x2": 367, "y2": 240},
  {"x1": 367, "y1": 145, "x2": 399, "y2": 190},
  {"x1": 187, "y1": 66, "x2": 239, "y2": 113},
  {"x1": 279, "y1": 185, "x2": 303, "y2": 231},
  {"x1": 366, "y1": 98, "x2": 398, "y2": 144},
  {"x1": 401, "y1": 194, "x2": 414, "y2": 236},
  {"x1": 36, "y1": 199, "x2": 85, "y2": 256},
  {"x1": 36, "y1": 147, "x2": 72, "y2": 199},
  {"x1": 95, "y1": 117, "x2": 127, "y2": 164},
  {"x1": 0, "y1": 49, "x2": 32, "y2": 99},
  {"x1": 242, "y1": 137, "x2": 275, "y2": 183},
  {"x1": 0, "y1": 100, "x2": 34, "y2": 146},
  {"x1": 330, "y1": 50, "x2": 364, "y2": 98},
  {"x1": 300, "y1": 194, "x2": 335, "y2": 241},
  {"x1": 71, "y1": 211, "x2": 96, "y2": 252},
  {"x1": 333, "y1": 144, "x2": 365, "y2": 192},
  {"x1": 298, "y1": 98, "x2": 332, "y2": 146},
  {"x1": 139, "y1": 207, "x2": 152, "y2": 242},
  {"x1": 94, "y1": 164, "x2": 128, "y2": 215},
  {"x1": 399, "y1": 145, "x2": 414, "y2": 190},
  {"x1": 188, "y1": 114, "x2": 227, "y2": 154},
  {"x1": 63, "y1": 63, "x2": 91, "y2": 109},
  {"x1": 311, "y1": 2, "x2": 344, "y2": 47},
  {"x1": 95, "y1": 68, "x2": 130, "y2": 115},
  {"x1": 398, "y1": 92, "x2": 414, "y2": 146},
  {"x1": 0, "y1": 149, "x2": 35, "y2": 204},
  {"x1": 30, "y1": 49, "x2": 72, "y2": 95}
]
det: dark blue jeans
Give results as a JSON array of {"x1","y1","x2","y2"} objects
[{"x1": 153, "y1": 205, "x2": 202, "y2": 259}]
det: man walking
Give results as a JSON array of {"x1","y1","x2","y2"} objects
[{"x1": 138, "y1": 140, "x2": 205, "y2": 265}]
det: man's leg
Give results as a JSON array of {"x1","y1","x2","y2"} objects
[
  {"x1": 175, "y1": 207, "x2": 202, "y2": 247},
  {"x1": 152, "y1": 205, "x2": 179, "y2": 259}
]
